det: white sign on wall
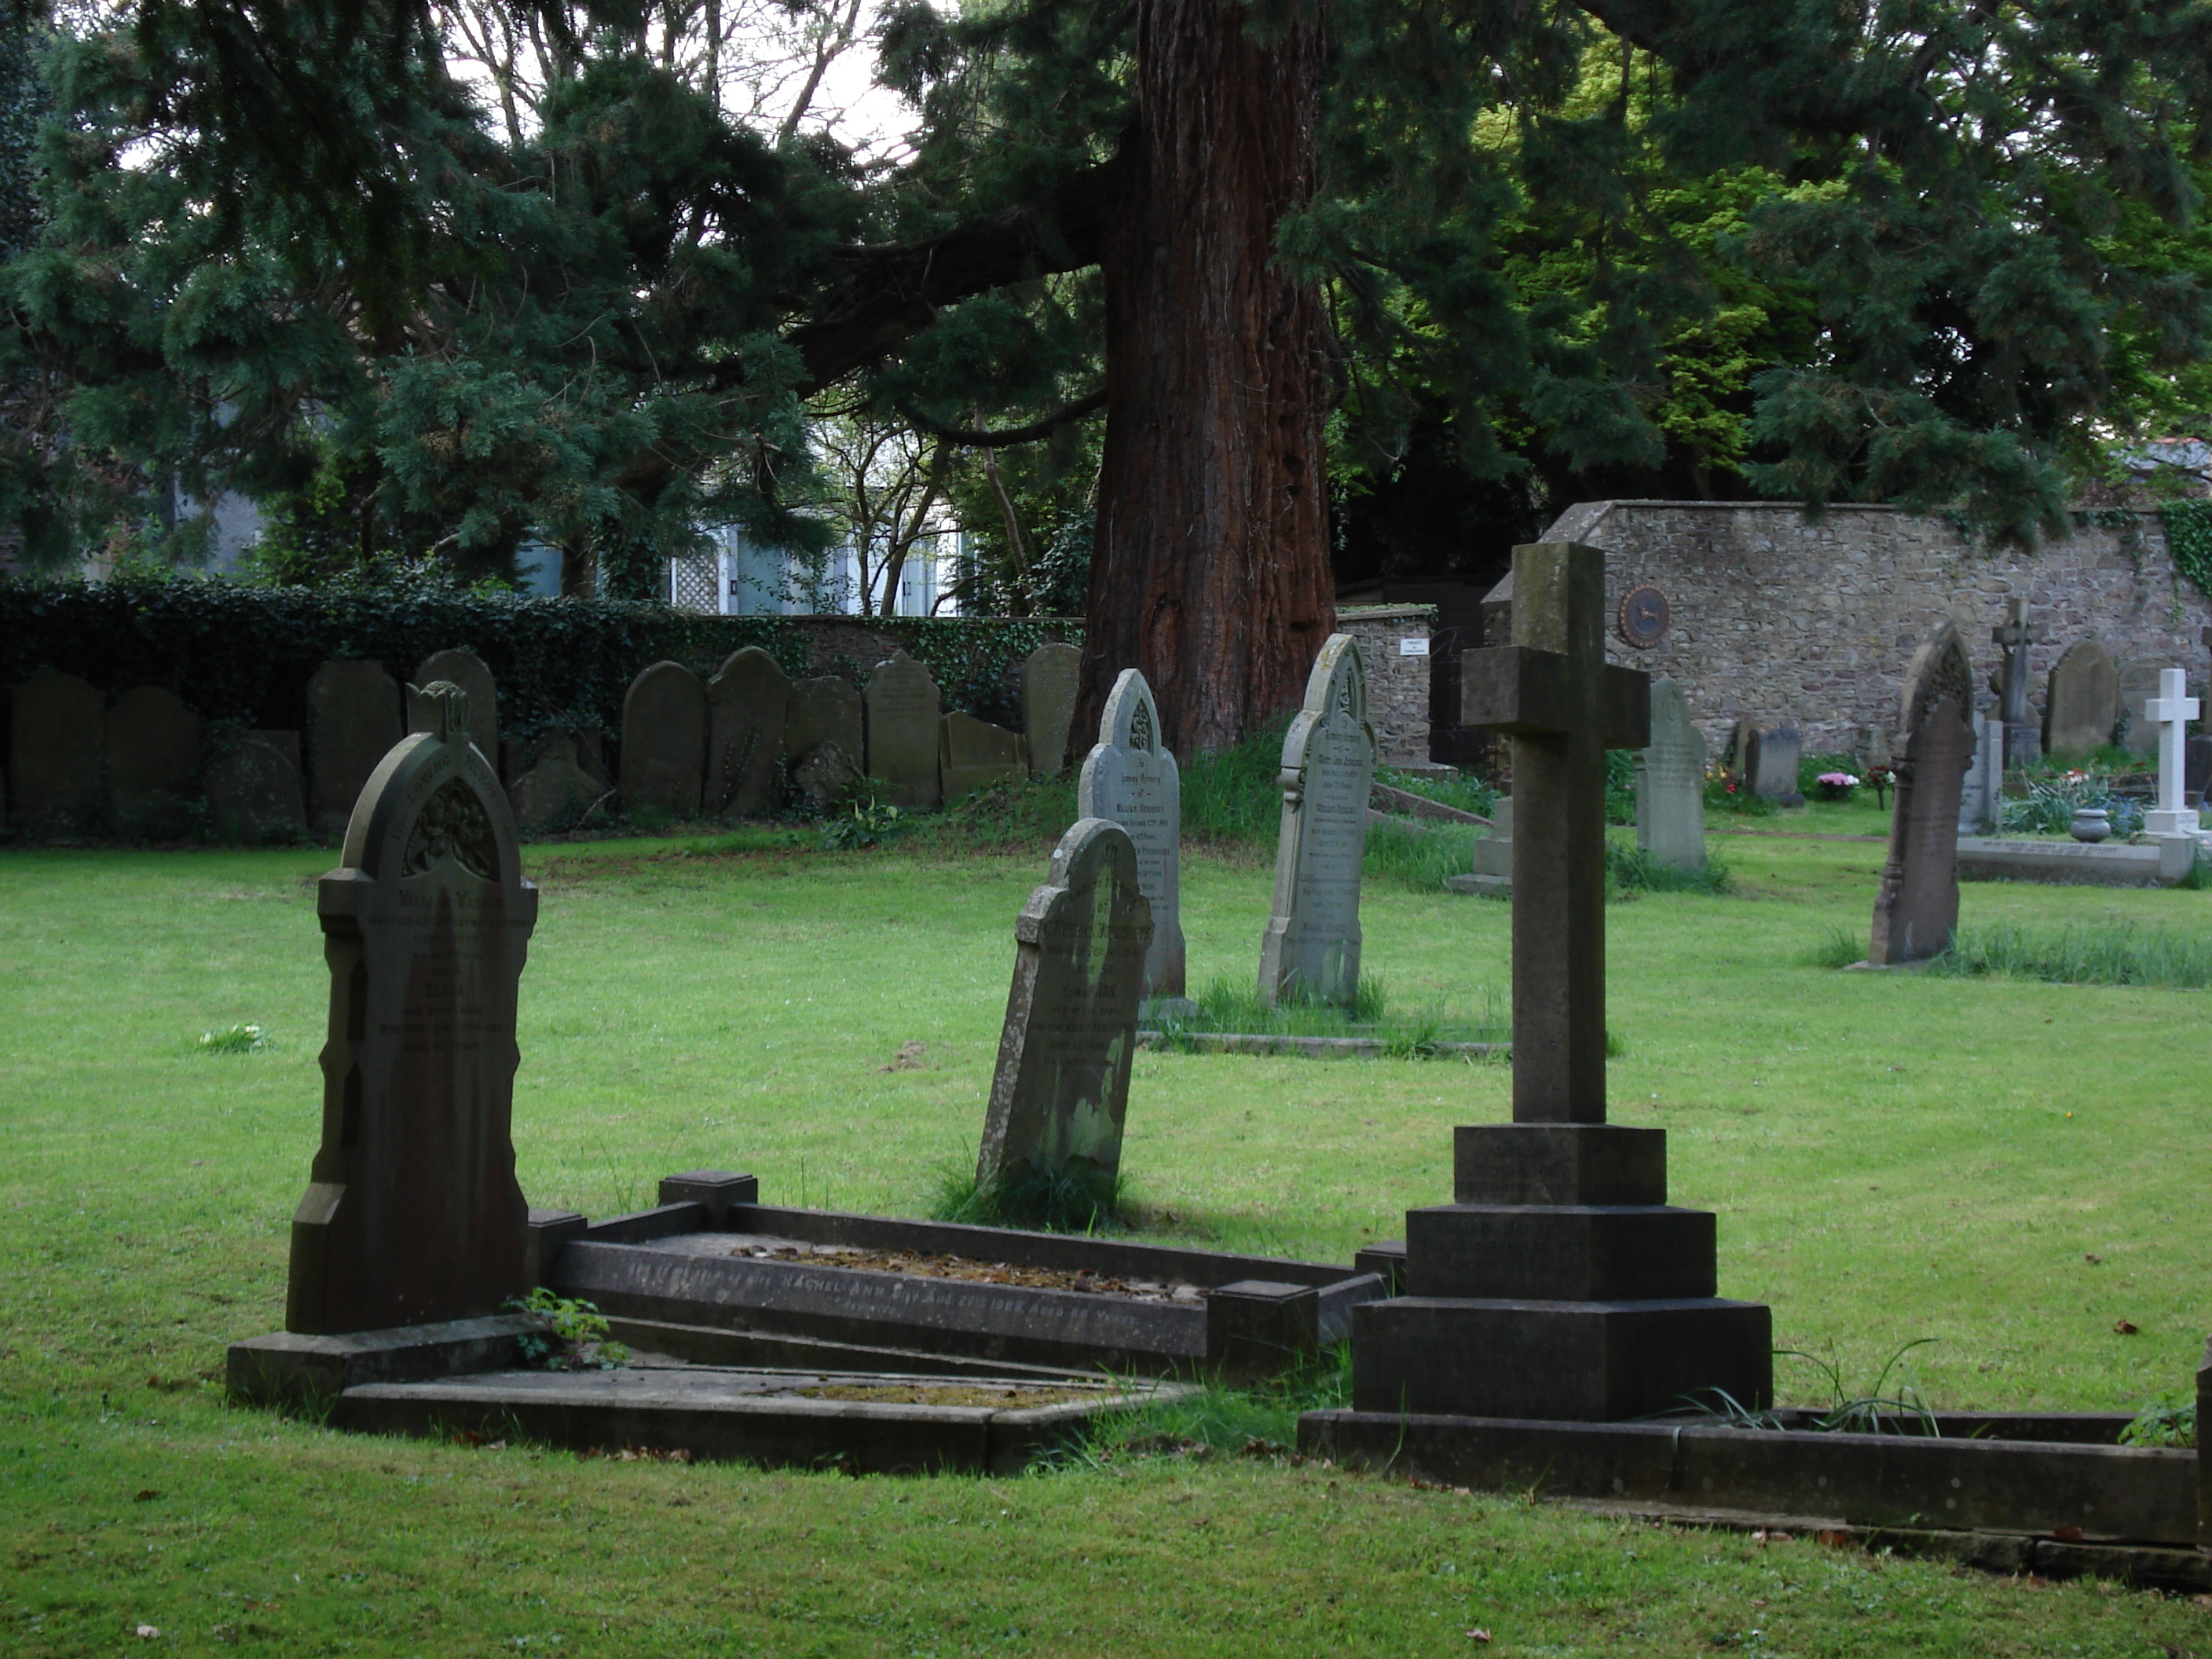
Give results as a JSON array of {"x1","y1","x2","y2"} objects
[{"x1": 1398, "y1": 636, "x2": 1430, "y2": 657}]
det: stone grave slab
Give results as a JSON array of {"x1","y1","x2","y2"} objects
[
  {"x1": 976, "y1": 818, "x2": 1151, "y2": 1205},
  {"x1": 1258, "y1": 634, "x2": 1379, "y2": 1006},
  {"x1": 204, "y1": 738, "x2": 306, "y2": 841},
  {"x1": 1635, "y1": 678, "x2": 1705, "y2": 867},
  {"x1": 1075, "y1": 668, "x2": 1186, "y2": 999},
  {"x1": 706, "y1": 646, "x2": 790, "y2": 816},
  {"x1": 306, "y1": 659, "x2": 404, "y2": 837},
  {"x1": 9, "y1": 668, "x2": 105, "y2": 836},
  {"x1": 1744, "y1": 723, "x2": 1801, "y2": 803},
  {"x1": 1020, "y1": 642, "x2": 1083, "y2": 778},
  {"x1": 1870, "y1": 624, "x2": 1975, "y2": 965},
  {"x1": 621, "y1": 660, "x2": 708, "y2": 817},
  {"x1": 413, "y1": 649, "x2": 498, "y2": 761},
  {"x1": 1445, "y1": 797, "x2": 1513, "y2": 895},
  {"x1": 104, "y1": 684, "x2": 201, "y2": 828},
  {"x1": 864, "y1": 650, "x2": 943, "y2": 809},
  {"x1": 2044, "y1": 640, "x2": 2119, "y2": 760},
  {"x1": 508, "y1": 738, "x2": 602, "y2": 834},
  {"x1": 1957, "y1": 836, "x2": 2197, "y2": 888},
  {"x1": 941, "y1": 712, "x2": 1029, "y2": 802}
]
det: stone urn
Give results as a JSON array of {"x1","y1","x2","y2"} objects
[{"x1": 2070, "y1": 807, "x2": 2112, "y2": 844}]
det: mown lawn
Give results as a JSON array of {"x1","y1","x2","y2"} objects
[{"x1": 5, "y1": 808, "x2": 2211, "y2": 1656}]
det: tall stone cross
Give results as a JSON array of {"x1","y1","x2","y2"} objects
[
  {"x1": 1460, "y1": 542, "x2": 1650, "y2": 1122},
  {"x1": 1993, "y1": 599, "x2": 2039, "y2": 767},
  {"x1": 2144, "y1": 667, "x2": 2203, "y2": 839}
]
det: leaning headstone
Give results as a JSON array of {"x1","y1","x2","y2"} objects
[
  {"x1": 1870, "y1": 624, "x2": 1976, "y2": 965},
  {"x1": 2142, "y1": 668, "x2": 2202, "y2": 839},
  {"x1": 1446, "y1": 797, "x2": 1513, "y2": 896},
  {"x1": 1992, "y1": 599, "x2": 2040, "y2": 767},
  {"x1": 864, "y1": 650, "x2": 943, "y2": 810},
  {"x1": 9, "y1": 668, "x2": 105, "y2": 835},
  {"x1": 204, "y1": 738, "x2": 306, "y2": 841},
  {"x1": 1076, "y1": 669, "x2": 1187, "y2": 1000},
  {"x1": 1957, "y1": 712, "x2": 2003, "y2": 836},
  {"x1": 104, "y1": 685, "x2": 202, "y2": 826},
  {"x1": 976, "y1": 818, "x2": 1152, "y2": 1207},
  {"x1": 1020, "y1": 643, "x2": 1083, "y2": 778},
  {"x1": 1744, "y1": 724, "x2": 1801, "y2": 803},
  {"x1": 941, "y1": 712, "x2": 1029, "y2": 802},
  {"x1": 620, "y1": 661, "x2": 708, "y2": 817},
  {"x1": 306, "y1": 659, "x2": 404, "y2": 837},
  {"x1": 1635, "y1": 679, "x2": 1705, "y2": 867},
  {"x1": 705, "y1": 647, "x2": 790, "y2": 816},
  {"x1": 2042, "y1": 640, "x2": 2119, "y2": 760},
  {"x1": 1258, "y1": 635, "x2": 1379, "y2": 1008},
  {"x1": 414, "y1": 649, "x2": 498, "y2": 761},
  {"x1": 2116, "y1": 657, "x2": 2178, "y2": 756},
  {"x1": 284, "y1": 680, "x2": 534, "y2": 1333},
  {"x1": 508, "y1": 738, "x2": 603, "y2": 834}
]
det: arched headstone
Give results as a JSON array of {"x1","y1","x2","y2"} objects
[
  {"x1": 705, "y1": 647, "x2": 790, "y2": 816},
  {"x1": 1870, "y1": 624, "x2": 1975, "y2": 965},
  {"x1": 864, "y1": 650, "x2": 943, "y2": 809},
  {"x1": 205, "y1": 738, "x2": 306, "y2": 842},
  {"x1": 9, "y1": 668, "x2": 104, "y2": 835},
  {"x1": 2042, "y1": 640, "x2": 2119, "y2": 760},
  {"x1": 104, "y1": 685, "x2": 202, "y2": 826},
  {"x1": 1020, "y1": 643, "x2": 1083, "y2": 778},
  {"x1": 1635, "y1": 679, "x2": 1705, "y2": 868},
  {"x1": 621, "y1": 661, "x2": 708, "y2": 817},
  {"x1": 1258, "y1": 635, "x2": 1378, "y2": 1007},
  {"x1": 1076, "y1": 669, "x2": 1186, "y2": 998},
  {"x1": 307, "y1": 660, "x2": 404, "y2": 837}
]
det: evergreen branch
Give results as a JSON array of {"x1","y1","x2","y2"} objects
[{"x1": 900, "y1": 388, "x2": 1107, "y2": 449}]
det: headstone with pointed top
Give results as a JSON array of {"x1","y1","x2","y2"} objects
[
  {"x1": 2042, "y1": 640, "x2": 2119, "y2": 760},
  {"x1": 1635, "y1": 679, "x2": 1706, "y2": 868},
  {"x1": 1992, "y1": 599, "x2": 2039, "y2": 768},
  {"x1": 705, "y1": 647, "x2": 790, "y2": 816},
  {"x1": 2143, "y1": 668, "x2": 2203, "y2": 839},
  {"x1": 621, "y1": 661, "x2": 708, "y2": 817},
  {"x1": 1020, "y1": 643, "x2": 1083, "y2": 778},
  {"x1": 1870, "y1": 624, "x2": 1976, "y2": 965},
  {"x1": 9, "y1": 668, "x2": 106, "y2": 836},
  {"x1": 307, "y1": 660, "x2": 405, "y2": 837},
  {"x1": 1077, "y1": 669, "x2": 1186, "y2": 999},
  {"x1": 1258, "y1": 635, "x2": 1379, "y2": 1008},
  {"x1": 864, "y1": 650, "x2": 943, "y2": 810},
  {"x1": 284, "y1": 679, "x2": 536, "y2": 1335}
]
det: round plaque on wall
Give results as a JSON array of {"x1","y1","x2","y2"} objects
[{"x1": 1617, "y1": 584, "x2": 1671, "y2": 649}]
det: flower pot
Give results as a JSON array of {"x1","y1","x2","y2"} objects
[
  {"x1": 1817, "y1": 782, "x2": 1855, "y2": 802},
  {"x1": 2070, "y1": 808, "x2": 2112, "y2": 844}
]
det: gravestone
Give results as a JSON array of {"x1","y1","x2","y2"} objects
[
  {"x1": 1856, "y1": 724, "x2": 1892, "y2": 772},
  {"x1": 286, "y1": 680, "x2": 535, "y2": 1334},
  {"x1": 307, "y1": 660, "x2": 405, "y2": 837},
  {"x1": 1744, "y1": 723, "x2": 1801, "y2": 803},
  {"x1": 705, "y1": 647, "x2": 790, "y2": 816},
  {"x1": 1992, "y1": 599, "x2": 2039, "y2": 767},
  {"x1": 793, "y1": 740, "x2": 862, "y2": 808},
  {"x1": 508, "y1": 738, "x2": 602, "y2": 834},
  {"x1": 1957, "y1": 712, "x2": 2002, "y2": 837},
  {"x1": 104, "y1": 685, "x2": 203, "y2": 830},
  {"x1": 783, "y1": 676, "x2": 863, "y2": 765},
  {"x1": 2042, "y1": 640, "x2": 2119, "y2": 760},
  {"x1": 2186, "y1": 734, "x2": 2212, "y2": 808},
  {"x1": 1076, "y1": 669, "x2": 1187, "y2": 999},
  {"x1": 1445, "y1": 797, "x2": 1513, "y2": 896},
  {"x1": 2142, "y1": 668, "x2": 2203, "y2": 839},
  {"x1": 2116, "y1": 657, "x2": 2178, "y2": 756},
  {"x1": 864, "y1": 650, "x2": 943, "y2": 810},
  {"x1": 413, "y1": 649, "x2": 498, "y2": 761},
  {"x1": 9, "y1": 668, "x2": 105, "y2": 835},
  {"x1": 1635, "y1": 678, "x2": 1705, "y2": 867},
  {"x1": 1358, "y1": 540, "x2": 1770, "y2": 1420},
  {"x1": 940, "y1": 712, "x2": 1028, "y2": 802},
  {"x1": 1870, "y1": 624, "x2": 1976, "y2": 965},
  {"x1": 1258, "y1": 635, "x2": 1379, "y2": 1008},
  {"x1": 621, "y1": 661, "x2": 708, "y2": 817},
  {"x1": 975, "y1": 818, "x2": 1152, "y2": 1205},
  {"x1": 205, "y1": 738, "x2": 306, "y2": 841},
  {"x1": 1020, "y1": 643, "x2": 1083, "y2": 778}
]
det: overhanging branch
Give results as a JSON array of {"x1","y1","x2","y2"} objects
[{"x1": 903, "y1": 387, "x2": 1108, "y2": 449}]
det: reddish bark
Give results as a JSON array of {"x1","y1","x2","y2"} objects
[{"x1": 1078, "y1": 0, "x2": 1336, "y2": 756}]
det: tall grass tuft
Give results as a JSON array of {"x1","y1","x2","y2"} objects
[
  {"x1": 1607, "y1": 842, "x2": 1734, "y2": 895},
  {"x1": 1802, "y1": 925, "x2": 1866, "y2": 969},
  {"x1": 1363, "y1": 819, "x2": 1487, "y2": 892},
  {"x1": 928, "y1": 1158, "x2": 1126, "y2": 1233},
  {"x1": 1154, "y1": 972, "x2": 1507, "y2": 1048},
  {"x1": 1180, "y1": 719, "x2": 1292, "y2": 846},
  {"x1": 1932, "y1": 921, "x2": 2212, "y2": 990},
  {"x1": 1051, "y1": 1344, "x2": 1353, "y2": 1469}
]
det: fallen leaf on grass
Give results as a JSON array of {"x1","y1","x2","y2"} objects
[
  {"x1": 133, "y1": 1489, "x2": 160, "y2": 1503},
  {"x1": 1465, "y1": 1631, "x2": 1491, "y2": 1644},
  {"x1": 2083, "y1": 1254, "x2": 2101, "y2": 1265},
  {"x1": 2112, "y1": 1320, "x2": 2140, "y2": 1335},
  {"x1": 134, "y1": 1625, "x2": 159, "y2": 1640}
]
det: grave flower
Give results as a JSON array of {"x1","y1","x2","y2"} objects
[{"x1": 1815, "y1": 771, "x2": 1860, "y2": 800}]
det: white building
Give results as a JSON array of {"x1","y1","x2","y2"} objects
[{"x1": 668, "y1": 524, "x2": 962, "y2": 617}]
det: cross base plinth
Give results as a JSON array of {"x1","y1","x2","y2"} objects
[
  {"x1": 1404, "y1": 1204, "x2": 1717, "y2": 1302},
  {"x1": 2145, "y1": 811, "x2": 2202, "y2": 840},
  {"x1": 1455, "y1": 1123, "x2": 1666, "y2": 1204}
]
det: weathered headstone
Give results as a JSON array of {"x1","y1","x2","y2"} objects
[
  {"x1": 307, "y1": 660, "x2": 405, "y2": 837},
  {"x1": 864, "y1": 650, "x2": 943, "y2": 810},
  {"x1": 976, "y1": 818, "x2": 1152, "y2": 1205},
  {"x1": 2186, "y1": 734, "x2": 2212, "y2": 808},
  {"x1": 204, "y1": 738, "x2": 306, "y2": 841},
  {"x1": 783, "y1": 676, "x2": 863, "y2": 764},
  {"x1": 508, "y1": 738, "x2": 603, "y2": 834},
  {"x1": 1957, "y1": 712, "x2": 2003, "y2": 837},
  {"x1": 2042, "y1": 640, "x2": 2119, "y2": 760},
  {"x1": 1020, "y1": 643, "x2": 1083, "y2": 778},
  {"x1": 620, "y1": 661, "x2": 708, "y2": 818},
  {"x1": 1635, "y1": 678, "x2": 1705, "y2": 867},
  {"x1": 1992, "y1": 599, "x2": 2040, "y2": 767},
  {"x1": 705, "y1": 647, "x2": 790, "y2": 816},
  {"x1": 2142, "y1": 668, "x2": 2203, "y2": 839},
  {"x1": 793, "y1": 740, "x2": 862, "y2": 808},
  {"x1": 2117, "y1": 657, "x2": 2179, "y2": 756},
  {"x1": 9, "y1": 668, "x2": 105, "y2": 835},
  {"x1": 285, "y1": 680, "x2": 535, "y2": 1333},
  {"x1": 413, "y1": 649, "x2": 498, "y2": 761},
  {"x1": 1744, "y1": 723, "x2": 1801, "y2": 803},
  {"x1": 104, "y1": 685, "x2": 203, "y2": 831},
  {"x1": 1258, "y1": 635, "x2": 1379, "y2": 1008},
  {"x1": 940, "y1": 712, "x2": 1029, "y2": 801},
  {"x1": 1076, "y1": 669, "x2": 1187, "y2": 1000},
  {"x1": 1870, "y1": 624, "x2": 1976, "y2": 965},
  {"x1": 1357, "y1": 540, "x2": 1771, "y2": 1421},
  {"x1": 1446, "y1": 797, "x2": 1513, "y2": 896}
]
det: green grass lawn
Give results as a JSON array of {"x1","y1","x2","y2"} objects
[{"x1": 5, "y1": 808, "x2": 2212, "y2": 1656}]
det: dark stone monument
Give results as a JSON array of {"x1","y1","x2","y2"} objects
[
  {"x1": 104, "y1": 685, "x2": 202, "y2": 828},
  {"x1": 1356, "y1": 540, "x2": 1771, "y2": 1421},
  {"x1": 705, "y1": 647, "x2": 790, "y2": 816},
  {"x1": 1076, "y1": 669, "x2": 1186, "y2": 1000},
  {"x1": 621, "y1": 661, "x2": 708, "y2": 817},
  {"x1": 413, "y1": 649, "x2": 498, "y2": 761},
  {"x1": 1258, "y1": 634, "x2": 1378, "y2": 1008},
  {"x1": 864, "y1": 650, "x2": 943, "y2": 810},
  {"x1": 783, "y1": 676, "x2": 863, "y2": 769},
  {"x1": 1870, "y1": 624, "x2": 1976, "y2": 966},
  {"x1": 205, "y1": 738, "x2": 306, "y2": 841},
  {"x1": 307, "y1": 659, "x2": 405, "y2": 837},
  {"x1": 508, "y1": 738, "x2": 602, "y2": 834},
  {"x1": 2116, "y1": 656, "x2": 2179, "y2": 756},
  {"x1": 285, "y1": 681, "x2": 536, "y2": 1334},
  {"x1": 1744, "y1": 723, "x2": 1802, "y2": 804},
  {"x1": 976, "y1": 818, "x2": 1152, "y2": 1204},
  {"x1": 940, "y1": 712, "x2": 1029, "y2": 801},
  {"x1": 2042, "y1": 640, "x2": 2119, "y2": 760},
  {"x1": 1992, "y1": 599, "x2": 2039, "y2": 768},
  {"x1": 2185, "y1": 733, "x2": 2212, "y2": 808},
  {"x1": 9, "y1": 668, "x2": 105, "y2": 835},
  {"x1": 1020, "y1": 643, "x2": 1083, "y2": 778}
]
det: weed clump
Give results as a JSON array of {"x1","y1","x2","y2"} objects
[
  {"x1": 930, "y1": 1159, "x2": 1126, "y2": 1233},
  {"x1": 1932, "y1": 921, "x2": 2212, "y2": 989}
]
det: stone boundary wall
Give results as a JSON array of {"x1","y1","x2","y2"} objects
[
  {"x1": 1336, "y1": 606, "x2": 1436, "y2": 764},
  {"x1": 1543, "y1": 500, "x2": 2212, "y2": 757}
]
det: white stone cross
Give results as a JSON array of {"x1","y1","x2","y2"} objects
[{"x1": 2144, "y1": 667, "x2": 2203, "y2": 839}]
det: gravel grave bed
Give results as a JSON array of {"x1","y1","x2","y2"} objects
[{"x1": 722, "y1": 1243, "x2": 1206, "y2": 1303}]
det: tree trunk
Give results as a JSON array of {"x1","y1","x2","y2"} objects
[{"x1": 1077, "y1": 0, "x2": 1335, "y2": 757}]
